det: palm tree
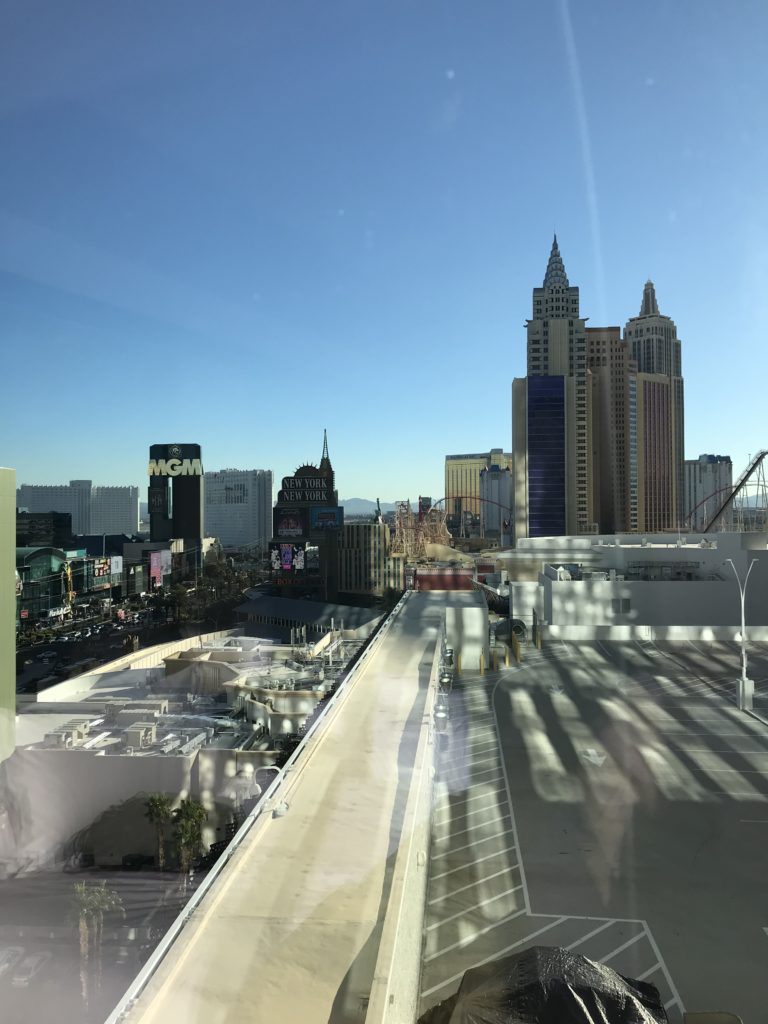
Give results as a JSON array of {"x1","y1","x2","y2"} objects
[
  {"x1": 70, "y1": 880, "x2": 124, "y2": 1005},
  {"x1": 173, "y1": 798, "x2": 207, "y2": 890},
  {"x1": 144, "y1": 793, "x2": 174, "y2": 871},
  {"x1": 71, "y1": 881, "x2": 94, "y2": 1007},
  {"x1": 89, "y1": 881, "x2": 124, "y2": 992}
]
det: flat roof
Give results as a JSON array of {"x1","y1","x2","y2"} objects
[{"x1": 235, "y1": 595, "x2": 382, "y2": 629}]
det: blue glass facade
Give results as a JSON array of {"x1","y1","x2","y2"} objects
[{"x1": 528, "y1": 376, "x2": 566, "y2": 536}]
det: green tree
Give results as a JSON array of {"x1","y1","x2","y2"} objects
[
  {"x1": 173, "y1": 798, "x2": 207, "y2": 889},
  {"x1": 144, "y1": 793, "x2": 174, "y2": 871},
  {"x1": 170, "y1": 584, "x2": 189, "y2": 622},
  {"x1": 89, "y1": 881, "x2": 125, "y2": 991},
  {"x1": 70, "y1": 880, "x2": 124, "y2": 1006},
  {"x1": 71, "y1": 881, "x2": 94, "y2": 1007}
]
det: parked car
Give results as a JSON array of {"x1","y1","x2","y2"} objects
[
  {"x1": 0, "y1": 946, "x2": 24, "y2": 978},
  {"x1": 11, "y1": 951, "x2": 51, "y2": 987}
]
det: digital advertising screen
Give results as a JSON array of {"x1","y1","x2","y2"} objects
[
  {"x1": 149, "y1": 551, "x2": 163, "y2": 587},
  {"x1": 270, "y1": 542, "x2": 306, "y2": 573},
  {"x1": 309, "y1": 507, "x2": 343, "y2": 530},
  {"x1": 275, "y1": 509, "x2": 306, "y2": 538}
]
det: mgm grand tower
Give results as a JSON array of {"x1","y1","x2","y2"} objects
[{"x1": 148, "y1": 443, "x2": 204, "y2": 561}]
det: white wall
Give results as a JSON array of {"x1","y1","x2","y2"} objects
[
  {"x1": 35, "y1": 628, "x2": 244, "y2": 702},
  {"x1": 0, "y1": 748, "x2": 195, "y2": 872},
  {"x1": 445, "y1": 602, "x2": 489, "y2": 670},
  {"x1": 509, "y1": 580, "x2": 545, "y2": 628},
  {"x1": 545, "y1": 570, "x2": 768, "y2": 628}
]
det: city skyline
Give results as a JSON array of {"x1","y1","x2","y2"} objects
[{"x1": 3, "y1": 2, "x2": 767, "y2": 498}]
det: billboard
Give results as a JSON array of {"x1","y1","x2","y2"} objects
[
  {"x1": 148, "y1": 444, "x2": 203, "y2": 477},
  {"x1": 160, "y1": 549, "x2": 173, "y2": 575},
  {"x1": 278, "y1": 467, "x2": 336, "y2": 504},
  {"x1": 310, "y1": 507, "x2": 343, "y2": 530},
  {"x1": 110, "y1": 555, "x2": 123, "y2": 576},
  {"x1": 94, "y1": 558, "x2": 111, "y2": 578},
  {"x1": 275, "y1": 509, "x2": 306, "y2": 538},
  {"x1": 149, "y1": 551, "x2": 163, "y2": 588},
  {"x1": 305, "y1": 545, "x2": 320, "y2": 573},
  {"x1": 269, "y1": 542, "x2": 306, "y2": 573}
]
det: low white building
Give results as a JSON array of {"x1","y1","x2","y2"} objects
[{"x1": 506, "y1": 532, "x2": 768, "y2": 640}]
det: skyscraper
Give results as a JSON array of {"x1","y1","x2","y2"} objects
[
  {"x1": 684, "y1": 454, "x2": 733, "y2": 531},
  {"x1": 17, "y1": 479, "x2": 93, "y2": 533},
  {"x1": 445, "y1": 449, "x2": 512, "y2": 522},
  {"x1": 16, "y1": 480, "x2": 139, "y2": 535},
  {"x1": 587, "y1": 326, "x2": 632, "y2": 533},
  {"x1": 513, "y1": 237, "x2": 593, "y2": 539},
  {"x1": 204, "y1": 468, "x2": 273, "y2": 550},
  {"x1": 624, "y1": 281, "x2": 685, "y2": 532},
  {"x1": 91, "y1": 486, "x2": 139, "y2": 535}
]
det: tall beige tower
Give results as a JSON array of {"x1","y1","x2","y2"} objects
[
  {"x1": 624, "y1": 281, "x2": 685, "y2": 532},
  {"x1": 513, "y1": 237, "x2": 594, "y2": 539},
  {"x1": 0, "y1": 467, "x2": 16, "y2": 762},
  {"x1": 587, "y1": 327, "x2": 632, "y2": 533},
  {"x1": 445, "y1": 449, "x2": 512, "y2": 521}
]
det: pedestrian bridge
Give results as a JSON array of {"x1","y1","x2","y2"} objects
[{"x1": 111, "y1": 591, "x2": 466, "y2": 1024}]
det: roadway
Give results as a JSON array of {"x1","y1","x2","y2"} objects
[
  {"x1": 121, "y1": 592, "x2": 443, "y2": 1024},
  {"x1": 420, "y1": 639, "x2": 768, "y2": 1024}
]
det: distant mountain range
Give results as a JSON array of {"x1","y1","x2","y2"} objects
[{"x1": 340, "y1": 498, "x2": 417, "y2": 515}]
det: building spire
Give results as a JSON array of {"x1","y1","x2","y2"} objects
[
  {"x1": 543, "y1": 233, "x2": 569, "y2": 289},
  {"x1": 640, "y1": 279, "x2": 659, "y2": 316},
  {"x1": 321, "y1": 428, "x2": 330, "y2": 466}
]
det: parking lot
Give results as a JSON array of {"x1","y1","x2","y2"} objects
[
  {"x1": 420, "y1": 640, "x2": 768, "y2": 1023},
  {"x1": 0, "y1": 868, "x2": 194, "y2": 1024}
]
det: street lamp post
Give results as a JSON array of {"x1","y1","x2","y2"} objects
[{"x1": 726, "y1": 557, "x2": 757, "y2": 711}]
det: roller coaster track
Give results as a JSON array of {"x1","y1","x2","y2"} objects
[{"x1": 702, "y1": 449, "x2": 768, "y2": 532}]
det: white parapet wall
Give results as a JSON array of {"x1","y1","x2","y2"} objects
[
  {"x1": 547, "y1": 624, "x2": 768, "y2": 642},
  {"x1": 364, "y1": 617, "x2": 443, "y2": 1024},
  {"x1": 34, "y1": 628, "x2": 244, "y2": 702}
]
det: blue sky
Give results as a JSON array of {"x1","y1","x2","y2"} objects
[{"x1": 2, "y1": 0, "x2": 767, "y2": 502}]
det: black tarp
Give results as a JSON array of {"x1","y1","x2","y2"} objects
[{"x1": 418, "y1": 945, "x2": 668, "y2": 1024}]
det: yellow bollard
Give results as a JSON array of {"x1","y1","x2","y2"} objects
[
  {"x1": 479, "y1": 653, "x2": 485, "y2": 674},
  {"x1": 505, "y1": 646, "x2": 510, "y2": 667},
  {"x1": 456, "y1": 653, "x2": 461, "y2": 675}
]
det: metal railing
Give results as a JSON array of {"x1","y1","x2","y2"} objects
[{"x1": 103, "y1": 592, "x2": 411, "y2": 1024}]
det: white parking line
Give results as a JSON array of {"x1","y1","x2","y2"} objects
[
  {"x1": 492, "y1": 677, "x2": 532, "y2": 914},
  {"x1": 645, "y1": 923, "x2": 685, "y2": 1012},
  {"x1": 565, "y1": 920, "x2": 615, "y2": 950},
  {"x1": 427, "y1": 866, "x2": 516, "y2": 906},
  {"x1": 465, "y1": 742, "x2": 502, "y2": 756},
  {"x1": 443, "y1": 765, "x2": 503, "y2": 782},
  {"x1": 425, "y1": 908, "x2": 529, "y2": 962},
  {"x1": 426, "y1": 884, "x2": 525, "y2": 931},
  {"x1": 600, "y1": 931, "x2": 644, "y2": 963},
  {"x1": 433, "y1": 812, "x2": 511, "y2": 843},
  {"x1": 432, "y1": 787, "x2": 506, "y2": 822},
  {"x1": 461, "y1": 754, "x2": 502, "y2": 769},
  {"x1": 430, "y1": 827, "x2": 515, "y2": 862},
  {"x1": 636, "y1": 963, "x2": 661, "y2": 981},
  {"x1": 420, "y1": 917, "x2": 569, "y2": 997},
  {"x1": 431, "y1": 848, "x2": 518, "y2": 882}
]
